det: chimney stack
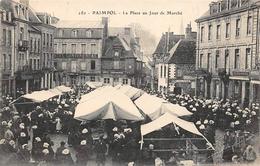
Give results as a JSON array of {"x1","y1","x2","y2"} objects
[
  {"x1": 185, "y1": 23, "x2": 192, "y2": 39},
  {"x1": 102, "y1": 17, "x2": 108, "y2": 38}
]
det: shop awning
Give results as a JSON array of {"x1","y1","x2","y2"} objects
[
  {"x1": 55, "y1": 85, "x2": 73, "y2": 93},
  {"x1": 251, "y1": 80, "x2": 260, "y2": 85},
  {"x1": 134, "y1": 93, "x2": 192, "y2": 120},
  {"x1": 229, "y1": 76, "x2": 250, "y2": 81}
]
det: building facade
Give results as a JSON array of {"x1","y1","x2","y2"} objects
[
  {"x1": 154, "y1": 24, "x2": 197, "y2": 94},
  {"x1": 0, "y1": 0, "x2": 57, "y2": 97},
  {"x1": 53, "y1": 19, "x2": 105, "y2": 87},
  {"x1": 195, "y1": 0, "x2": 260, "y2": 106}
]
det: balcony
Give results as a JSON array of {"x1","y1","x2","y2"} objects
[
  {"x1": 54, "y1": 54, "x2": 99, "y2": 59},
  {"x1": 18, "y1": 40, "x2": 29, "y2": 51}
]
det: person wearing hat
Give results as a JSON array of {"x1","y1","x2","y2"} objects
[
  {"x1": 76, "y1": 140, "x2": 89, "y2": 166},
  {"x1": 165, "y1": 151, "x2": 179, "y2": 165},
  {"x1": 17, "y1": 144, "x2": 31, "y2": 164},
  {"x1": 4, "y1": 126, "x2": 14, "y2": 141},
  {"x1": 55, "y1": 141, "x2": 66, "y2": 163},
  {"x1": 18, "y1": 131, "x2": 29, "y2": 146},
  {"x1": 32, "y1": 137, "x2": 42, "y2": 162},
  {"x1": 95, "y1": 136, "x2": 108, "y2": 166},
  {"x1": 59, "y1": 148, "x2": 74, "y2": 165}
]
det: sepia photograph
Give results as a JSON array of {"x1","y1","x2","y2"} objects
[{"x1": 0, "y1": 0, "x2": 259, "y2": 165}]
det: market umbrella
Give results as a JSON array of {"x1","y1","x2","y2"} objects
[
  {"x1": 80, "y1": 86, "x2": 116, "y2": 102},
  {"x1": 74, "y1": 91, "x2": 144, "y2": 121},
  {"x1": 134, "y1": 93, "x2": 192, "y2": 120},
  {"x1": 55, "y1": 85, "x2": 73, "y2": 93}
]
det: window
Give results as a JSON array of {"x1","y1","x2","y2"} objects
[
  {"x1": 3, "y1": 29, "x2": 6, "y2": 45},
  {"x1": 80, "y1": 62, "x2": 86, "y2": 70},
  {"x1": 3, "y1": 54, "x2": 6, "y2": 70},
  {"x1": 226, "y1": 23, "x2": 230, "y2": 38},
  {"x1": 160, "y1": 65, "x2": 163, "y2": 78},
  {"x1": 123, "y1": 79, "x2": 128, "y2": 85},
  {"x1": 115, "y1": 51, "x2": 119, "y2": 57},
  {"x1": 200, "y1": 27, "x2": 204, "y2": 42},
  {"x1": 59, "y1": 29, "x2": 64, "y2": 37},
  {"x1": 54, "y1": 44, "x2": 57, "y2": 53},
  {"x1": 34, "y1": 39, "x2": 37, "y2": 52},
  {"x1": 47, "y1": 34, "x2": 49, "y2": 46},
  {"x1": 37, "y1": 59, "x2": 40, "y2": 69},
  {"x1": 114, "y1": 78, "x2": 119, "y2": 82},
  {"x1": 38, "y1": 40, "x2": 40, "y2": 53},
  {"x1": 90, "y1": 43, "x2": 96, "y2": 54},
  {"x1": 71, "y1": 44, "x2": 76, "y2": 54},
  {"x1": 164, "y1": 65, "x2": 167, "y2": 77},
  {"x1": 9, "y1": 54, "x2": 11, "y2": 70},
  {"x1": 208, "y1": 25, "x2": 212, "y2": 40},
  {"x1": 86, "y1": 30, "x2": 92, "y2": 37},
  {"x1": 236, "y1": 18, "x2": 241, "y2": 36},
  {"x1": 247, "y1": 16, "x2": 252, "y2": 35},
  {"x1": 199, "y1": 54, "x2": 203, "y2": 68},
  {"x1": 71, "y1": 61, "x2": 77, "y2": 72},
  {"x1": 234, "y1": 49, "x2": 240, "y2": 69},
  {"x1": 8, "y1": 30, "x2": 11, "y2": 45},
  {"x1": 81, "y1": 44, "x2": 86, "y2": 54},
  {"x1": 238, "y1": 0, "x2": 241, "y2": 7},
  {"x1": 215, "y1": 50, "x2": 219, "y2": 69},
  {"x1": 91, "y1": 60, "x2": 96, "y2": 70},
  {"x1": 20, "y1": 27, "x2": 24, "y2": 40},
  {"x1": 227, "y1": 0, "x2": 231, "y2": 9},
  {"x1": 43, "y1": 33, "x2": 45, "y2": 46},
  {"x1": 62, "y1": 44, "x2": 67, "y2": 53},
  {"x1": 62, "y1": 62, "x2": 67, "y2": 70},
  {"x1": 104, "y1": 78, "x2": 110, "y2": 84},
  {"x1": 245, "y1": 48, "x2": 251, "y2": 69},
  {"x1": 90, "y1": 76, "x2": 95, "y2": 82},
  {"x1": 216, "y1": 25, "x2": 221, "y2": 40},
  {"x1": 207, "y1": 53, "x2": 211, "y2": 70},
  {"x1": 33, "y1": 59, "x2": 37, "y2": 70},
  {"x1": 50, "y1": 34, "x2": 53, "y2": 46},
  {"x1": 224, "y1": 49, "x2": 229, "y2": 69},
  {"x1": 114, "y1": 60, "x2": 120, "y2": 69},
  {"x1": 72, "y1": 30, "x2": 78, "y2": 37}
]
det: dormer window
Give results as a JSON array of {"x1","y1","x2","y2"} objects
[
  {"x1": 237, "y1": 0, "x2": 241, "y2": 7},
  {"x1": 227, "y1": 0, "x2": 231, "y2": 10},
  {"x1": 15, "y1": 6, "x2": 19, "y2": 16},
  {"x1": 86, "y1": 30, "x2": 92, "y2": 38},
  {"x1": 115, "y1": 51, "x2": 119, "y2": 57},
  {"x1": 72, "y1": 30, "x2": 78, "y2": 37}
]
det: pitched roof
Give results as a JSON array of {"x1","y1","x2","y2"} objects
[
  {"x1": 53, "y1": 20, "x2": 104, "y2": 29},
  {"x1": 165, "y1": 39, "x2": 196, "y2": 64},
  {"x1": 153, "y1": 32, "x2": 184, "y2": 55},
  {"x1": 28, "y1": 25, "x2": 41, "y2": 33},
  {"x1": 28, "y1": 6, "x2": 42, "y2": 23}
]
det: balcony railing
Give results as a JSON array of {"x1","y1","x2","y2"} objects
[
  {"x1": 54, "y1": 54, "x2": 99, "y2": 59},
  {"x1": 18, "y1": 40, "x2": 29, "y2": 51}
]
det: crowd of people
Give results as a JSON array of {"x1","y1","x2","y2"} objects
[{"x1": 0, "y1": 86, "x2": 259, "y2": 165}]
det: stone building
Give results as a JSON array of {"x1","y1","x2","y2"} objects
[
  {"x1": 0, "y1": 6, "x2": 15, "y2": 98},
  {"x1": 195, "y1": 0, "x2": 260, "y2": 106},
  {"x1": 101, "y1": 27, "x2": 144, "y2": 87},
  {"x1": 0, "y1": 0, "x2": 57, "y2": 97},
  {"x1": 52, "y1": 19, "x2": 106, "y2": 86},
  {"x1": 154, "y1": 24, "x2": 197, "y2": 94}
]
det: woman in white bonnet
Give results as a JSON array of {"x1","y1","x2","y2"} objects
[{"x1": 55, "y1": 117, "x2": 62, "y2": 133}]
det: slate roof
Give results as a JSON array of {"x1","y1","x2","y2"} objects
[
  {"x1": 53, "y1": 20, "x2": 104, "y2": 29},
  {"x1": 153, "y1": 32, "x2": 184, "y2": 55},
  {"x1": 165, "y1": 39, "x2": 196, "y2": 64}
]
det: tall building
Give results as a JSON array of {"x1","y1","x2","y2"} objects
[
  {"x1": 52, "y1": 19, "x2": 106, "y2": 86},
  {"x1": 195, "y1": 0, "x2": 260, "y2": 106},
  {"x1": 153, "y1": 24, "x2": 197, "y2": 94},
  {"x1": 102, "y1": 27, "x2": 144, "y2": 87},
  {"x1": 0, "y1": 0, "x2": 58, "y2": 97}
]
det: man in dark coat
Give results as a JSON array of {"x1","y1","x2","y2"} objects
[
  {"x1": 95, "y1": 136, "x2": 108, "y2": 166},
  {"x1": 76, "y1": 140, "x2": 89, "y2": 166}
]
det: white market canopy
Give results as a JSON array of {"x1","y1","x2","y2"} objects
[
  {"x1": 140, "y1": 113, "x2": 214, "y2": 149},
  {"x1": 75, "y1": 91, "x2": 144, "y2": 121},
  {"x1": 55, "y1": 85, "x2": 73, "y2": 93},
  {"x1": 22, "y1": 90, "x2": 59, "y2": 103},
  {"x1": 117, "y1": 85, "x2": 145, "y2": 100},
  {"x1": 80, "y1": 86, "x2": 116, "y2": 102},
  {"x1": 85, "y1": 81, "x2": 103, "y2": 89},
  {"x1": 134, "y1": 93, "x2": 192, "y2": 120}
]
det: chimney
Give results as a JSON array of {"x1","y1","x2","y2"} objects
[
  {"x1": 124, "y1": 27, "x2": 131, "y2": 35},
  {"x1": 102, "y1": 17, "x2": 108, "y2": 38},
  {"x1": 20, "y1": 0, "x2": 29, "y2": 7},
  {"x1": 185, "y1": 23, "x2": 192, "y2": 39},
  {"x1": 135, "y1": 37, "x2": 140, "y2": 45}
]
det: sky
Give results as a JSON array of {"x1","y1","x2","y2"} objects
[{"x1": 29, "y1": 0, "x2": 212, "y2": 41}]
